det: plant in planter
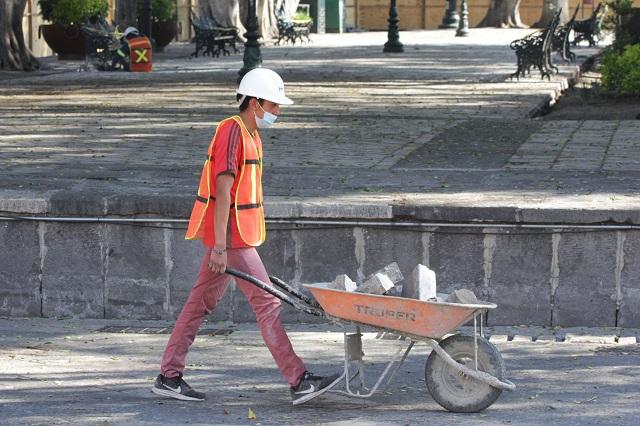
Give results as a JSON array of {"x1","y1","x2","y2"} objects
[
  {"x1": 39, "y1": 0, "x2": 109, "y2": 59},
  {"x1": 138, "y1": 0, "x2": 178, "y2": 51}
]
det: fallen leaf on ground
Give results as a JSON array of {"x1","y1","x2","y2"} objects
[{"x1": 247, "y1": 408, "x2": 256, "y2": 419}]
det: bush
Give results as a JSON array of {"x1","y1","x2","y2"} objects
[
  {"x1": 606, "y1": 0, "x2": 636, "y2": 52},
  {"x1": 293, "y1": 10, "x2": 312, "y2": 22},
  {"x1": 601, "y1": 44, "x2": 640, "y2": 95},
  {"x1": 39, "y1": 0, "x2": 109, "y2": 25}
]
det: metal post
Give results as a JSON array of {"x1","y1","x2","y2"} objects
[
  {"x1": 238, "y1": 0, "x2": 263, "y2": 84},
  {"x1": 383, "y1": 0, "x2": 403, "y2": 53},
  {"x1": 439, "y1": 0, "x2": 459, "y2": 29},
  {"x1": 455, "y1": 0, "x2": 469, "y2": 37},
  {"x1": 139, "y1": 0, "x2": 153, "y2": 39}
]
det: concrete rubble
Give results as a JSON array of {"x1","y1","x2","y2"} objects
[
  {"x1": 446, "y1": 288, "x2": 479, "y2": 305},
  {"x1": 356, "y1": 262, "x2": 403, "y2": 295},
  {"x1": 352, "y1": 262, "x2": 480, "y2": 305},
  {"x1": 401, "y1": 264, "x2": 437, "y2": 301},
  {"x1": 329, "y1": 274, "x2": 357, "y2": 292}
]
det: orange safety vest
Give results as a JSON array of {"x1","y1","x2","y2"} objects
[
  {"x1": 127, "y1": 36, "x2": 152, "y2": 72},
  {"x1": 185, "y1": 116, "x2": 266, "y2": 246}
]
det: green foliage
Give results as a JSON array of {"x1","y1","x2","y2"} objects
[
  {"x1": 606, "y1": 0, "x2": 636, "y2": 51},
  {"x1": 39, "y1": 0, "x2": 108, "y2": 25},
  {"x1": 600, "y1": 44, "x2": 640, "y2": 95},
  {"x1": 138, "y1": 0, "x2": 177, "y2": 22},
  {"x1": 293, "y1": 11, "x2": 312, "y2": 22}
]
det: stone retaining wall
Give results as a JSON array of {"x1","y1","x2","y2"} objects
[{"x1": 2, "y1": 218, "x2": 638, "y2": 327}]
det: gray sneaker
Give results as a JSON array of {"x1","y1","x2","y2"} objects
[
  {"x1": 290, "y1": 371, "x2": 341, "y2": 406},
  {"x1": 151, "y1": 374, "x2": 205, "y2": 402}
]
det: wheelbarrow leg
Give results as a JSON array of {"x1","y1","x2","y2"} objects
[
  {"x1": 382, "y1": 340, "x2": 415, "y2": 392},
  {"x1": 332, "y1": 323, "x2": 415, "y2": 398}
]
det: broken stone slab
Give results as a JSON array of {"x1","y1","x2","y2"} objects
[
  {"x1": 329, "y1": 274, "x2": 357, "y2": 292},
  {"x1": 363, "y1": 262, "x2": 403, "y2": 285},
  {"x1": 446, "y1": 289, "x2": 479, "y2": 305},
  {"x1": 617, "y1": 336, "x2": 637, "y2": 345},
  {"x1": 434, "y1": 292, "x2": 448, "y2": 302},
  {"x1": 489, "y1": 334, "x2": 509, "y2": 343},
  {"x1": 564, "y1": 334, "x2": 617, "y2": 344},
  {"x1": 356, "y1": 272, "x2": 395, "y2": 295},
  {"x1": 401, "y1": 264, "x2": 437, "y2": 302}
]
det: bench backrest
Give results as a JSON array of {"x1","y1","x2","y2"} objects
[{"x1": 542, "y1": 9, "x2": 562, "y2": 51}]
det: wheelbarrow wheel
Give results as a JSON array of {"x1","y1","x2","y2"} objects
[{"x1": 425, "y1": 334, "x2": 505, "y2": 413}]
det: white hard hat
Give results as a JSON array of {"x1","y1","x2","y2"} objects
[
  {"x1": 123, "y1": 27, "x2": 140, "y2": 37},
  {"x1": 237, "y1": 68, "x2": 293, "y2": 105}
]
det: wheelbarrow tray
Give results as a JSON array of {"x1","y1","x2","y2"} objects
[{"x1": 304, "y1": 284, "x2": 496, "y2": 339}]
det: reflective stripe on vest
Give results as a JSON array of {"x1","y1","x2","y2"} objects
[
  {"x1": 185, "y1": 116, "x2": 265, "y2": 246},
  {"x1": 195, "y1": 195, "x2": 263, "y2": 210}
]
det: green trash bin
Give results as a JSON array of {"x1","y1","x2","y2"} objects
[{"x1": 325, "y1": 0, "x2": 343, "y2": 33}]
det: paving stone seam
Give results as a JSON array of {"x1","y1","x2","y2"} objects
[{"x1": 598, "y1": 120, "x2": 622, "y2": 171}]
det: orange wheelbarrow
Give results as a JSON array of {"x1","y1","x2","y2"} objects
[{"x1": 225, "y1": 268, "x2": 515, "y2": 412}]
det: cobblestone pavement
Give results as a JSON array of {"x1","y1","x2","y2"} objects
[
  {"x1": 1, "y1": 29, "x2": 637, "y2": 215},
  {"x1": 1, "y1": 317, "x2": 639, "y2": 425}
]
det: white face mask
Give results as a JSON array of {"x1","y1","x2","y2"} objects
[{"x1": 255, "y1": 103, "x2": 278, "y2": 129}]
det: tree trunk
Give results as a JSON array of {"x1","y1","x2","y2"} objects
[
  {"x1": 202, "y1": 0, "x2": 281, "y2": 40},
  {"x1": 478, "y1": 0, "x2": 528, "y2": 28},
  {"x1": 115, "y1": 0, "x2": 138, "y2": 29},
  {"x1": 532, "y1": 0, "x2": 569, "y2": 27},
  {"x1": 0, "y1": 0, "x2": 40, "y2": 71}
]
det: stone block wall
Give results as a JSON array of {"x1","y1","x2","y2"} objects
[{"x1": 1, "y1": 220, "x2": 637, "y2": 327}]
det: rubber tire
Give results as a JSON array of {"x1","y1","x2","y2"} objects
[{"x1": 425, "y1": 334, "x2": 505, "y2": 413}]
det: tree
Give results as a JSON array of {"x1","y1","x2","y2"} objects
[
  {"x1": 533, "y1": 0, "x2": 569, "y2": 28},
  {"x1": 201, "y1": 0, "x2": 283, "y2": 40},
  {"x1": 477, "y1": 0, "x2": 527, "y2": 28},
  {"x1": 0, "y1": 0, "x2": 40, "y2": 71},
  {"x1": 114, "y1": 0, "x2": 137, "y2": 29}
]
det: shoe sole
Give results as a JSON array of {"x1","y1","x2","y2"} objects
[
  {"x1": 292, "y1": 375, "x2": 343, "y2": 406},
  {"x1": 151, "y1": 386, "x2": 205, "y2": 402}
]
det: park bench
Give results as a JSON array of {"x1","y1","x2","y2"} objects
[
  {"x1": 80, "y1": 16, "x2": 119, "y2": 71},
  {"x1": 190, "y1": 12, "x2": 239, "y2": 58},
  {"x1": 572, "y1": 2, "x2": 607, "y2": 47},
  {"x1": 275, "y1": 8, "x2": 312, "y2": 46},
  {"x1": 509, "y1": 10, "x2": 561, "y2": 81},
  {"x1": 552, "y1": 4, "x2": 580, "y2": 63}
]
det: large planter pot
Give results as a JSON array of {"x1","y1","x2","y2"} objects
[
  {"x1": 39, "y1": 23, "x2": 85, "y2": 60},
  {"x1": 152, "y1": 20, "x2": 177, "y2": 52}
]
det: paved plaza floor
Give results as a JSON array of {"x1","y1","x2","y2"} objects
[
  {"x1": 1, "y1": 29, "x2": 637, "y2": 220},
  {"x1": 2, "y1": 30, "x2": 640, "y2": 425},
  {"x1": 1, "y1": 317, "x2": 639, "y2": 425}
]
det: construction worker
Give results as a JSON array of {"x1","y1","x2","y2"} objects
[
  {"x1": 152, "y1": 68, "x2": 339, "y2": 405},
  {"x1": 111, "y1": 26, "x2": 139, "y2": 71}
]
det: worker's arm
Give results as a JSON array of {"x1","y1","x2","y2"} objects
[{"x1": 208, "y1": 173, "x2": 235, "y2": 273}]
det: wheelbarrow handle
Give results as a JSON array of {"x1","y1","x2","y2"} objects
[
  {"x1": 268, "y1": 274, "x2": 322, "y2": 309},
  {"x1": 224, "y1": 268, "x2": 325, "y2": 318}
]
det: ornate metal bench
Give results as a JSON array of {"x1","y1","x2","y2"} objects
[
  {"x1": 552, "y1": 4, "x2": 580, "y2": 63},
  {"x1": 275, "y1": 9, "x2": 312, "y2": 46},
  {"x1": 510, "y1": 10, "x2": 561, "y2": 81},
  {"x1": 573, "y1": 3, "x2": 607, "y2": 47},
  {"x1": 81, "y1": 16, "x2": 118, "y2": 71},
  {"x1": 190, "y1": 12, "x2": 239, "y2": 58}
]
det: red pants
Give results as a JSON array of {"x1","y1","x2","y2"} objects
[{"x1": 160, "y1": 247, "x2": 307, "y2": 386}]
